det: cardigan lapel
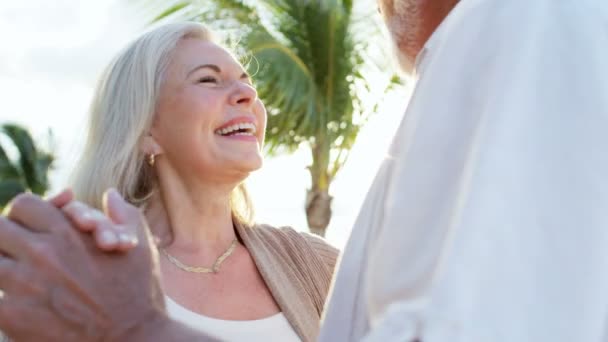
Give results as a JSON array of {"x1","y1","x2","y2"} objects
[{"x1": 236, "y1": 222, "x2": 319, "y2": 342}]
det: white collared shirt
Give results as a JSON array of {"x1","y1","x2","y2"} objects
[{"x1": 320, "y1": 0, "x2": 608, "y2": 340}]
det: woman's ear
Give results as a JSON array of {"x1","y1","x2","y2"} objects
[{"x1": 140, "y1": 133, "x2": 163, "y2": 156}]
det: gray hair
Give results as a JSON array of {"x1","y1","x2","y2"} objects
[{"x1": 71, "y1": 22, "x2": 254, "y2": 224}]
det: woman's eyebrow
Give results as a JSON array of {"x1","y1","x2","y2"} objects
[
  {"x1": 187, "y1": 64, "x2": 221, "y2": 77},
  {"x1": 188, "y1": 64, "x2": 250, "y2": 80}
]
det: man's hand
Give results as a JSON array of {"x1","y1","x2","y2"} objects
[{"x1": 0, "y1": 189, "x2": 166, "y2": 341}]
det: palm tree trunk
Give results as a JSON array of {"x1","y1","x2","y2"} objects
[
  {"x1": 306, "y1": 140, "x2": 333, "y2": 236},
  {"x1": 305, "y1": 189, "x2": 333, "y2": 236}
]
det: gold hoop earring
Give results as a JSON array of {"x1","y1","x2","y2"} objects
[{"x1": 147, "y1": 154, "x2": 156, "y2": 167}]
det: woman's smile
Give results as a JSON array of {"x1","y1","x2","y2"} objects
[{"x1": 214, "y1": 116, "x2": 259, "y2": 143}]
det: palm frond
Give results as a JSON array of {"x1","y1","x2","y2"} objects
[
  {"x1": 0, "y1": 144, "x2": 21, "y2": 180},
  {"x1": 150, "y1": 1, "x2": 191, "y2": 23},
  {"x1": 1, "y1": 124, "x2": 54, "y2": 195},
  {"x1": 0, "y1": 179, "x2": 26, "y2": 209},
  {"x1": 2, "y1": 124, "x2": 39, "y2": 191}
]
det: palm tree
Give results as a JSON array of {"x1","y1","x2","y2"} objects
[
  {"x1": 149, "y1": 0, "x2": 400, "y2": 236},
  {"x1": 0, "y1": 123, "x2": 54, "y2": 209}
]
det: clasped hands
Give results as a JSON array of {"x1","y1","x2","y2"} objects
[{"x1": 0, "y1": 189, "x2": 164, "y2": 342}]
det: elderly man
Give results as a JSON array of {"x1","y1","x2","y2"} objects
[
  {"x1": 320, "y1": 0, "x2": 608, "y2": 341},
  {"x1": 2, "y1": 0, "x2": 608, "y2": 341}
]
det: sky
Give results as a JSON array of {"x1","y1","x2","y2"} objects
[{"x1": 0, "y1": 0, "x2": 412, "y2": 248}]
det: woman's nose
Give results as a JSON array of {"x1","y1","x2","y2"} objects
[{"x1": 229, "y1": 82, "x2": 258, "y2": 108}]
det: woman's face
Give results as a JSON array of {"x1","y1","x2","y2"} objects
[{"x1": 150, "y1": 38, "x2": 267, "y2": 183}]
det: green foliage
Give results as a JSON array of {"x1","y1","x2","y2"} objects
[{"x1": 0, "y1": 123, "x2": 54, "y2": 208}]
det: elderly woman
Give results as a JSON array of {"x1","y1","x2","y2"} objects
[{"x1": 52, "y1": 21, "x2": 336, "y2": 342}]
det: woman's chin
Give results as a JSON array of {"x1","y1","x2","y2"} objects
[
  {"x1": 245, "y1": 158, "x2": 264, "y2": 172},
  {"x1": 232, "y1": 155, "x2": 264, "y2": 174}
]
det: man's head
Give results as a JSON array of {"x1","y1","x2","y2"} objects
[{"x1": 378, "y1": 0, "x2": 460, "y2": 73}]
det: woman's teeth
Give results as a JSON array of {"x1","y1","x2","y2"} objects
[{"x1": 215, "y1": 122, "x2": 256, "y2": 136}]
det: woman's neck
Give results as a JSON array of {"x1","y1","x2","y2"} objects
[{"x1": 145, "y1": 173, "x2": 239, "y2": 256}]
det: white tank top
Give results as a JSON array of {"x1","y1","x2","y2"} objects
[{"x1": 165, "y1": 296, "x2": 301, "y2": 341}]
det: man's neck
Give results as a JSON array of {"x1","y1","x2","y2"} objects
[{"x1": 380, "y1": 0, "x2": 460, "y2": 62}]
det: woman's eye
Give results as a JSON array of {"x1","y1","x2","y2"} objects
[{"x1": 198, "y1": 76, "x2": 217, "y2": 83}]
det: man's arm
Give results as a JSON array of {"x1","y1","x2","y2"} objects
[{"x1": 0, "y1": 191, "x2": 216, "y2": 341}]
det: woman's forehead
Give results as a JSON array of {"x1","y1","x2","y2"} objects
[{"x1": 170, "y1": 39, "x2": 243, "y2": 74}]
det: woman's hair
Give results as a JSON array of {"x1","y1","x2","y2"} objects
[{"x1": 71, "y1": 21, "x2": 254, "y2": 224}]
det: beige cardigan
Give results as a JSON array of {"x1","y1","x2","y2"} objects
[{"x1": 235, "y1": 222, "x2": 339, "y2": 342}]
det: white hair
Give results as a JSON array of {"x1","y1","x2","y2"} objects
[{"x1": 71, "y1": 21, "x2": 253, "y2": 223}]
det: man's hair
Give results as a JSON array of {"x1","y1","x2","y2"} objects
[{"x1": 71, "y1": 21, "x2": 254, "y2": 224}]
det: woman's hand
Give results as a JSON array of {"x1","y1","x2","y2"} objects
[{"x1": 48, "y1": 189, "x2": 139, "y2": 252}]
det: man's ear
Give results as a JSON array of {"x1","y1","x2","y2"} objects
[{"x1": 140, "y1": 134, "x2": 163, "y2": 156}]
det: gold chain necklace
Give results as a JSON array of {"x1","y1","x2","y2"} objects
[{"x1": 160, "y1": 238, "x2": 238, "y2": 274}]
